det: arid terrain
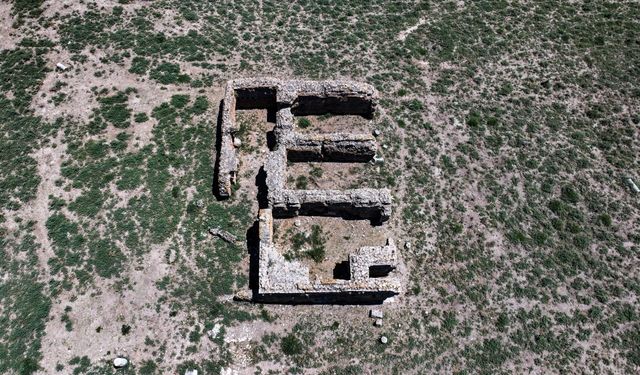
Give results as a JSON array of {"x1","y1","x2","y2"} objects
[{"x1": 1, "y1": 1, "x2": 639, "y2": 374}]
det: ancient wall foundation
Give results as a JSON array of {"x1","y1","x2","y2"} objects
[
  {"x1": 256, "y1": 209, "x2": 400, "y2": 303},
  {"x1": 216, "y1": 78, "x2": 400, "y2": 303}
]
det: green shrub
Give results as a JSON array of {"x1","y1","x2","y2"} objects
[
  {"x1": 171, "y1": 94, "x2": 190, "y2": 108},
  {"x1": 99, "y1": 92, "x2": 131, "y2": 128},
  {"x1": 561, "y1": 185, "x2": 580, "y2": 204},
  {"x1": 134, "y1": 112, "x2": 149, "y2": 123},
  {"x1": 310, "y1": 165, "x2": 323, "y2": 178},
  {"x1": 93, "y1": 239, "x2": 125, "y2": 278},
  {"x1": 599, "y1": 213, "x2": 612, "y2": 226},
  {"x1": 182, "y1": 9, "x2": 198, "y2": 21},
  {"x1": 295, "y1": 175, "x2": 308, "y2": 189},
  {"x1": 404, "y1": 99, "x2": 423, "y2": 111},
  {"x1": 291, "y1": 232, "x2": 307, "y2": 251},
  {"x1": 129, "y1": 56, "x2": 149, "y2": 74},
  {"x1": 297, "y1": 118, "x2": 312, "y2": 129},
  {"x1": 281, "y1": 334, "x2": 303, "y2": 355},
  {"x1": 467, "y1": 113, "x2": 481, "y2": 127},
  {"x1": 121, "y1": 324, "x2": 131, "y2": 335},
  {"x1": 150, "y1": 62, "x2": 190, "y2": 84},
  {"x1": 69, "y1": 189, "x2": 103, "y2": 217},
  {"x1": 139, "y1": 360, "x2": 158, "y2": 375},
  {"x1": 306, "y1": 225, "x2": 326, "y2": 263},
  {"x1": 191, "y1": 96, "x2": 208, "y2": 114}
]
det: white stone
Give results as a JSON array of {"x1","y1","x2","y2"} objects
[
  {"x1": 404, "y1": 241, "x2": 412, "y2": 250},
  {"x1": 56, "y1": 63, "x2": 68, "y2": 71},
  {"x1": 185, "y1": 370, "x2": 198, "y2": 375},
  {"x1": 113, "y1": 358, "x2": 128, "y2": 368},
  {"x1": 374, "y1": 319, "x2": 383, "y2": 327},
  {"x1": 373, "y1": 129, "x2": 381, "y2": 137},
  {"x1": 370, "y1": 309, "x2": 383, "y2": 319},
  {"x1": 380, "y1": 336, "x2": 388, "y2": 344},
  {"x1": 207, "y1": 323, "x2": 222, "y2": 340},
  {"x1": 233, "y1": 137, "x2": 242, "y2": 148},
  {"x1": 625, "y1": 177, "x2": 640, "y2": 193},
  {"x1": 383, "y1": 296, "x2": 396, "y2": 304}
]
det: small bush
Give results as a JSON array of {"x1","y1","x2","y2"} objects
[
  {"x1": 191, "y1": 96, "x2": 208, "y2": 114},
  {"x1": 171, "y1": 94, "x2": 189, "y2": 108},
  {"x1": 150, "y1": 62, "x2": 190, "y2": 84},
  {"x1": 404, "y1": 99, "x2": 423, "y2": 111},
  {"x1": 561, "y1": 185, "x2": 580, "y2": 204},
  {"x1": 297, "y1": 118, "x2": 312, "y2": 129},
  {"x1": 139, "y1": 360, "x2": 157, "y2": 375},
  {"x1": 182, "y1": 9, "x2": 198, "y2": 21},
  {"x1": 599, "y1": 213, "x2": 612, "y2": 226},
  {"x1": 295, "y1": 175, "x2": 308, "y2": 189},
  {"x1": 310, "y1": 165, "x2": 323, "y2": 178},
  {"x1": 467, "y1": 113, "x2": 481, "y2": 127},
  {"x1": 93, "y1": 240, "x2": 125, "y2": 278},
  {"x1": 99, "y1": 92, "x2": 131, "y2": 128},
  {"x1": 134, "y1": 112, "x2": 149, "y2": 123},
  {"x1": 306, "y1": 225, "x2": 326, "y2": 263},
  {"x1": 129, "y1": 56, "x2": 149, "y2": 75},
  {"x1": 281, "y1": 333, "x2": 303, "y2": 356}
]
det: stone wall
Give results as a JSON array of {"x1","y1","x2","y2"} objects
[{"x1": 216, "y1": 78, "x2": 401, "y2": 303}]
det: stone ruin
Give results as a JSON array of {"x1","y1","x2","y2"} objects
[{"x1": 215, "y1": 78, "x2": 400, "y2": 303}]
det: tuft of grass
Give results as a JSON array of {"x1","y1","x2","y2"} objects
[
  {"x1": 297, "y1": 117, "x2": 312, "y2": 129},
  {"x1": 306, "y1": 225, "x2": 326, "y2": 263},
  {"x1": 281, "y1": 333, "x2": 303, "y2": 356},
  {"x1": 295, "y1": 175, "x2": 308, "y2": 189}
]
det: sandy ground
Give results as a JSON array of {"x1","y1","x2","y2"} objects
[
  {"x1": 36, "y1": 242, "x2": 226, "y2": 373},
  {"x1": 28, "y1": 132, "x2": 67, "y2": 277},
  {"x1": 0, "y1": 2, "x2": 18, "y2": 50}
]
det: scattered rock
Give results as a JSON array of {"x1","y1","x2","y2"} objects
[
  {"x1": 56, "y1": 62, "x2": 68, "y2": 71},
  {"x1": 374, "y1": 319, "x2": 383, "y2": 327},
  {"x1": 221, "y1": 368, "x2": 238, "y2": 375},
  {"x1": 624, "y1": 177, "x2": 639, "y2": 193},
  {"x1": 113, "y1": 357, "x2": 128, "y2": 368},
  {"x1": 370, "y1": 309, "x2": 383, "y2": 319},
  {"x1": 207, "y1": 323, "x2": 223, "y2": 340},
  {"x1": 233, "y1": 289, "x2": 252, "y2": 302},
  {"x1": 382, "y1": 144, "x2": 389, "y2": 150},
  {"x1": 380, "y1": 336, "x2": 388, "y2": 344},
  {"x1": 196, "y1": 199, "x2": 204, "y2": 208},
  {"x1": 383, "y1": 296, "x2": 396, "y2": 304},
  {"x1": 209, "y1": 227, "x2": 238, "y2": 244}
]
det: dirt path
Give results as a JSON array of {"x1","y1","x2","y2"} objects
[
  {"x1": 397, "y1": 18, "x2": 426, "y2": 41},
  {"x1": 28, "y1": 133, "x2": 66, "y2": 276}
]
